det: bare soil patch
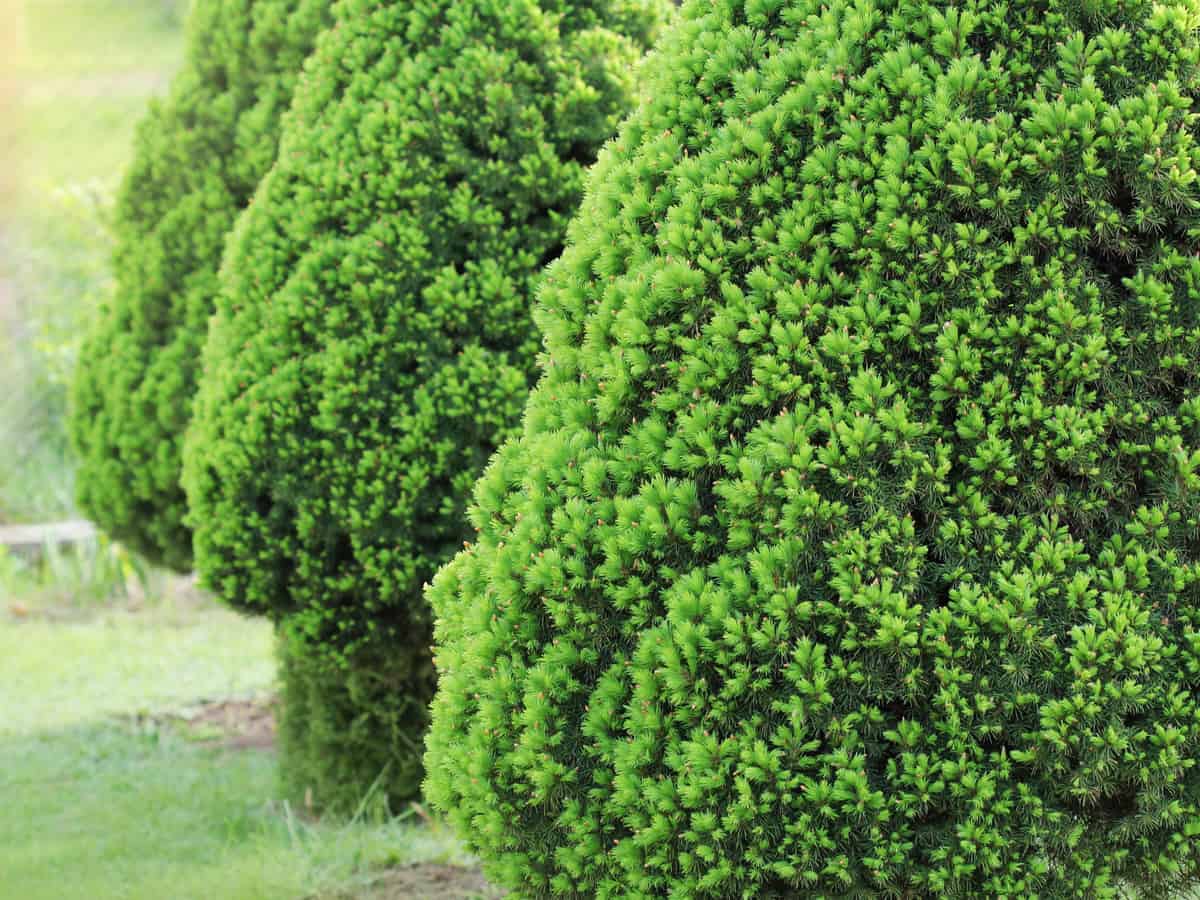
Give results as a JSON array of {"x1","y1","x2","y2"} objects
[
  {"x1": 326, "y1": 863, "x2": 503, "y2": 899},
  {"x1": 124, "y1": 696, "x2": 277, "y2": 749},
  {"x1": 180, "y1": 696, "x2": 277, "y2": 749}
]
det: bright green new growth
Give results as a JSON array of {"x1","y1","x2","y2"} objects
[
  {"x1": 426, "y1": 0, "x2": 1200, "y2": 895},
  {"x1": 184, "y1": 0, "x2": 665, "y2": 808},
  {"x1": 69, "y1": 0, "x2": 332, "y2": 571}
]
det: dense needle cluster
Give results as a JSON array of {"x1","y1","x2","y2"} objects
[
  {"x1": 426, "y1": 0, "x2": 1200, "y2": 894},
  {"x1": 69, "y1": 0, "x2": 332, "y2": 570},
  {"x1": 184, "y1": 0, "x2": 665, "y2": 809}
]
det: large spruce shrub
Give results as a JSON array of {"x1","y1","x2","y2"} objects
[
  {"x1": 184, "y1": 0, "x2": 666, "y2": 809},
  {"x1": 425, "y1": 0, "x2": 1200, "y2": 895},
  {"x1": 68, "y1": 0, "x2": 332, "y2": 570}
]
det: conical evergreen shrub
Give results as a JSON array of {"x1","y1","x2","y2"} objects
[
  {"x1": 425, "y1": 0, "x2": 1200, "y2": 895},
  {"x1": 68, "y1": 0, "x2": 332, "y2": 571},
  {"x1": 183, "y1": 0, "x2": 666, "y2": 810},
  {"x1": 274, "y1": 622, "x2": 429, "y2": 813}
]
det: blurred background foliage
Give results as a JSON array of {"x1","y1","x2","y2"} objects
[{"x1": 0, "y1": 0, "x2": 183, "y2": 526}]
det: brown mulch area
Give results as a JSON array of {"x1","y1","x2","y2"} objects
[
  {"x1": 325, "y1": 864, "x2": 503, "y2": 899},
  {"x1": 123, "y1": 696, "x2": 278, "y2": 750},
  {"x1": 181, "y1": 696, "x2": 277, "y2": 749}
]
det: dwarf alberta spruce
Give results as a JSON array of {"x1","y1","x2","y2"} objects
[
  {"x1": 68, "y1": 0, "x2": 332, "y2": 571},
  {"x1": 183, "y1": 0, "x2": 666, "y2": 810},
  {"x1": 425, "y1": 0, "x2": 1200, "y2": 895},
  {"x1": 273, "y1": 621, "x2": 432, "y2": 813}
]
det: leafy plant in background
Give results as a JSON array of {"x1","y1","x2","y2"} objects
[
  {"x1": 425, "y1": 0, "x2": 1200, "y2": 895},
  {"x1": 0, "y1": 534, "x2": 147, "y2": 611},
  {"x1": 68, "y1": 0, "x2": 334, "y2": 571},
  {"x1": 184, "y1": 0, "x2": 667, "y2": 813}
]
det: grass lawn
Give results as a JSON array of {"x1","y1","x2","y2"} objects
[{"x1": 0, "y1": 588, "x2": 481, "y2": 900}]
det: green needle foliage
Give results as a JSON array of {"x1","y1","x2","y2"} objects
[
  {"x1": 184, "y1": 0, "x2": 666, "y2": 811},
  {"x1": 274, "y1": 623, "x2": 431, "y2": 816},
  {"x1": 425, "y1": 0, "x2": 1200, "y2": 895},
  {"x1": 68, "y1": 0, "x2": 333, "y2": 571}
]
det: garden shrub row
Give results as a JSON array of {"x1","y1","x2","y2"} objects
[
  {"x1": 74, "y1": 0, "x2": 1200, "y2": 892},
  {"x1": 183, "y1": 0, "x2": 665, "y2": 810},
  {"x1": 74, "y1": 0, "x2": 666, "y2": 812},
  {"x1": 70, "y1": 0, "x2": 334, "y2": 571}
]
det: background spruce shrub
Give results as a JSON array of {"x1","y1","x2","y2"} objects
[
  {"x1": 68, "y1": 0, "x2": 332, "y2": 570},
  {"x1": 183, "y1": 0, "x2": 666, "y2": 809},
  {"x1": 425, "y1": 0, "x2": 1200, "y2": 895},
  {"x1": 275, "y1": 623, "x2": 433, "y2": 816}
]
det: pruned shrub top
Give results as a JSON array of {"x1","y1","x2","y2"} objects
[
  {"x1": 69, "y1": 0, "x2": 332, "y2": 570},
  {"x1": 424, "y1": 0, "x2": 1200, "y2": 896},
  {"x1": 184, "y1": 0, "x2": 665, "y2": 658}
]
